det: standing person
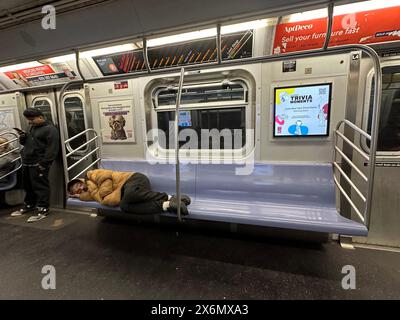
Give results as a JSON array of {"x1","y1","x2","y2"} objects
[
  {"x1": 10, "y1": 108, "x2": 60, "y2": 222},
  {"x1": 67, "y1": 169, "x2": 191, "y2": 216}
]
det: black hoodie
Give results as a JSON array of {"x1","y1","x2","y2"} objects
[{"x1": 20, "y1": 120, "x2": 60, "y2": 167}]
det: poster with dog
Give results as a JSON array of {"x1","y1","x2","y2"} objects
[{"x1": 99, "y1": 100, "x2": 135, "y2": 143}]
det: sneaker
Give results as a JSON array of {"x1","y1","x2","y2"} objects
[
  {"x1": 168, "y1": 198, "x2": 189, "y2": 216},
  {"x1": 27, "y1": 207, "x2": 49, "y2": 223},
  {"x1": 10, "y1": 204, "x2": 36, "y2": 217},
  {"x1": 170, "y1": 194, "x2": 191, "y2": 206}
]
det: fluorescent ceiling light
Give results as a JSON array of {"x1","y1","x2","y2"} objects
[
  {"x1": 42, "y1": 54, "x2": 75, "y2": 64},
  {"x1": 289, "y1": 9, "x2": 327, "y2": 22},
  {"x1": 289, "y1": 0, "x2": 400, "y2": 22},
  {"x1": 334, "y1": 0, "x2": 400, "y2": 15},
  {"x1": 0, "y1": 61, "x2": 43, "y2": 73},
  {"x1": 221, "y1": 19, "x2": 268, "y2": 34},
  {"x1": 148, "y1": 19, "x2": 269, "y2": 47},
  {"x1": 148, "y1": 28, "x2": 216, "y2": 47},
  {"x1": 80, "y1": 43, "x2": 137, "y2": 58}
]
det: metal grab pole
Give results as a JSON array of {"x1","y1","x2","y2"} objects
[
  {"x1": 58, "y1": 79, "x2": 84, "y2": 192},
  {"x1": 216, "y1": 24, "x2": 222, "y2": 64},
  {"x1": 366, "y1": 51, "x2": 382, "y2": 228},
  {"x1": 323, "y1": 2, "x2": 335, "y2": 50},
  {"x1": 143, "y1": 38, "x2": 151, "y2": 73},
  {"x1": 175, "y1": 67, "x2": 185, "y2": 222}
]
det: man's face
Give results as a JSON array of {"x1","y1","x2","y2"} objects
[
  {"x1": 26, "y1": 116, "x2": 44, "y2": 126},
  {"x1": 69, "y1": 181, "x2": 87, "y2": 195}
]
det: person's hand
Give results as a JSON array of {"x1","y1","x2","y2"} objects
[{"x1": 38, "y1": 164, "x2": 46, "y2": 172}]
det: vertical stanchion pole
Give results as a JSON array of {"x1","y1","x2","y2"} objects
[
  {"x1": 175, "y1": 68, "x2": 185, "y2": 222},
  {"x1": 216, "y1": 24, "x2": 222, "y2": 64},
  {"x1": 323, "y1": 2, "x2": 334, "y2": 50}
]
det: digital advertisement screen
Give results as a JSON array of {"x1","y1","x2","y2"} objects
[{"x1": 273, "y1": 83, "x2": 332, "y2": 137}]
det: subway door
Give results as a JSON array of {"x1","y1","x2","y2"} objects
[
  {"x1": 353, "y1": 62, "x2": 400, "y2": 248},
  {"x1": 0, "y1": 92, "x2": 24, "y2": 206},
  {"x1": 60, "y1": 88, "x2": 98, "y2": 188},
  {"x1": 24, "y1": 90, "x2": 64, "y2": 209}
]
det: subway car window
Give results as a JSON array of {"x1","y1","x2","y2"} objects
[
  {"x1": 156, "y1": 83, "x2": 247, "y2": 107},
  {"x1": 157, "y1": 108, "x2": 246, "y2": 149},
  {"x1": 154, "y1": 81, "x2": 248, "y2": 150},
  {"x1": 32, "y1": 99, "x2": 53, "y2": 123},
  {"x1": 64, "y1": 96, "x2": 87, "y2": 150},
  {"x1": 368, "y1": 66, "x2": 400, "y2": 152}
]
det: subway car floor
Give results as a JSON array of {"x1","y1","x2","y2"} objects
[{"x1": 0, "y1": 208, "x2": 399, "y2": 300}]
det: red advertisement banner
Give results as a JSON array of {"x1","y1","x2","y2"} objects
[
  {"x1": 5, "y1": 65, "x2": 55, "y2": 79},
  {"x1": 273, "y1": 6, "x2": 400, "y2": 54}
]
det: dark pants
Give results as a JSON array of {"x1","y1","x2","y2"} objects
[
  {"x1": 22, "y1": 165, "x2": 50, "y2": 208},
  {"x1": 120, "y1": 173, "x2": 168, "y2": 215}
]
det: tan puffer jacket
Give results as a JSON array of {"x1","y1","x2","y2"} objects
[{"x1": 79, "y1": 169, "x2": 134, "y2": 207}]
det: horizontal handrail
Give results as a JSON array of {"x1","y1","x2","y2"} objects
[
  {"x1": 333, "y1": 119, "x2": 375, "y2": 225},
  {"x1": 65, "y1": 128, "x2": 98, "y2": 144},
  {"x1": 0, "y1": 161, "x2": 22, "y2": 181},
  {"x1": 333, "y1": 162, "x2": 366, "y2": 202},
  {"x1": 67, "y1": 147, "x2": 100, "y2": 172},
  {"x1": 0, "y1": 147, "x2": 19, "y2": 159},
  {"x1": 334, "y1": 146, "x2": 368, "y2": 182},
  {"x1": 333, "y1": 175, "x2": 365, "y2": 223},
  {"x1": 0, "y1": 137, "x2": 18, "y2": 145},
  {"x1": 0, "y1": 131, "x2": 22, "y2": 181},
  {"x1": 63, "y1": 128, "x2": 102, "y2": 185},
  {"x1": 71, "y1": 158, "x2": 101, "y2": 181},
  {"x1": 337, "y1": 119, "x2": 372, "y2": 140},
  {"x1": 66, "y1": 136, "x2": 99, "y2": 158},
  {"x1": 335, "y1": 131, "x2": 370, "y2": 161}
]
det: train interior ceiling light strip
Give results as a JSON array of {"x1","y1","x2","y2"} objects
[
  {"x1": 0, "y1": 61, "x2": 43, "y2": 73},
  {"x1": 288, "y1": 0, "x2": 400, "y2": 22},
  {"x1": 147, "y1": 19, "x2": 268, "y2": 47}
]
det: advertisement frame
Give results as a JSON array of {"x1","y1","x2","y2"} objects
[{"x1": 273, "y1": 82, "x2": 333, "y2": 138}]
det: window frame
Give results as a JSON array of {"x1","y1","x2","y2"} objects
[
  {"x1": 148, "y1": 79, "x2": 254, "y2": 160},
  {"x1": 361, "y1": 62, "x2": 400, "y2": 160},
  {"x1": 62, "y1": 93, "x2": 89, "y2": 154},
  {"x1": 32, "y1": 97, "x2": 56, "y2": 123}
]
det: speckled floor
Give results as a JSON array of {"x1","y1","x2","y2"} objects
[{"x1": 0, "y1": 210, "x2": 399, "y2": 300}]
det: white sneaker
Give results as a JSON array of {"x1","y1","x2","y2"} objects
[
  {"x1": 27, "y1": 207, "x2": 49, "y2": 223},
  {"x1": 10, "y1": 205, "x2": 36, "y2": 217},
  {"x1": 27, "y1": 213, "x2": 48, "y2": 223}
]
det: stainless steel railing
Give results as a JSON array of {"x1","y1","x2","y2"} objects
[
  {"x1": 0, "y1": 131, "x2": 22, "y2": 181},
  {"x1": 333, "y1": 120, "x2": 373, "y2": 226},
  {"x1": 65, "y1": 129, "x2": 101, "y2": 182}
]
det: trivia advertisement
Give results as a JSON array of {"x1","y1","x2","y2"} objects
[{"x1": 274, "y1": 84, "x2": 331, "y2": 137}]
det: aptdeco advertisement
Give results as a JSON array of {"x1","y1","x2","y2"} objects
[{"x1": 273, "y1": 6, "x2": 400, "y2": 54}]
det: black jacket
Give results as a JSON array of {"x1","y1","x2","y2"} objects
[{"x1": 20, "y1": 121, "x2": 60, "y2": 167}]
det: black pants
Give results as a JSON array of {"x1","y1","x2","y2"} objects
[
  {"x1": 22, "y1": 165, "x2": 50, "y2": 208},
  {"x1": 120, "y1": 173, "x2": 168, "y2": 215}
]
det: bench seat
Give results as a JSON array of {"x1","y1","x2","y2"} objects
[{"x1": 66, "y1": 159, "x2": 368, "y2": 236}]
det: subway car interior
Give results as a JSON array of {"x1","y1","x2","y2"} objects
[{"x1": 0, "y1": 0, "x2": 399, "y2": 300}]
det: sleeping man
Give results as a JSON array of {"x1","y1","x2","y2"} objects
[{"x1": 67, "y1": 169, "x2": 190, "y2": 215}]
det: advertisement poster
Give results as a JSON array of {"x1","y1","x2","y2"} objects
[
  {"x1": 4, "y1": 63, "x2": 77, "y2": 87},
  {"x1": 273, "y1": 6, "x2": 400, "y2": 54},
  {"x1": 0, "y1": 108, "x2": 16, "y2": 131},
  {"x1": 178, "y1": 111, "x2": 192, "y2": 127},
  {"x1": 99, "y1": 100, "x2": 135, "y2": 143},
  {"x1": 274, "y1": 84, "x2": 331, "y2": 137}
]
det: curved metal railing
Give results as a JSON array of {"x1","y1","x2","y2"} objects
[
  {"x1": 333, "y1": 120, "x2": 373, "y2": 226},
  {"x1": 65, "y1": 129, "x2": 101, "y2": 182},
  {"x1": 0, "y1": 131, "x2": 22, "y2": 181}
]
